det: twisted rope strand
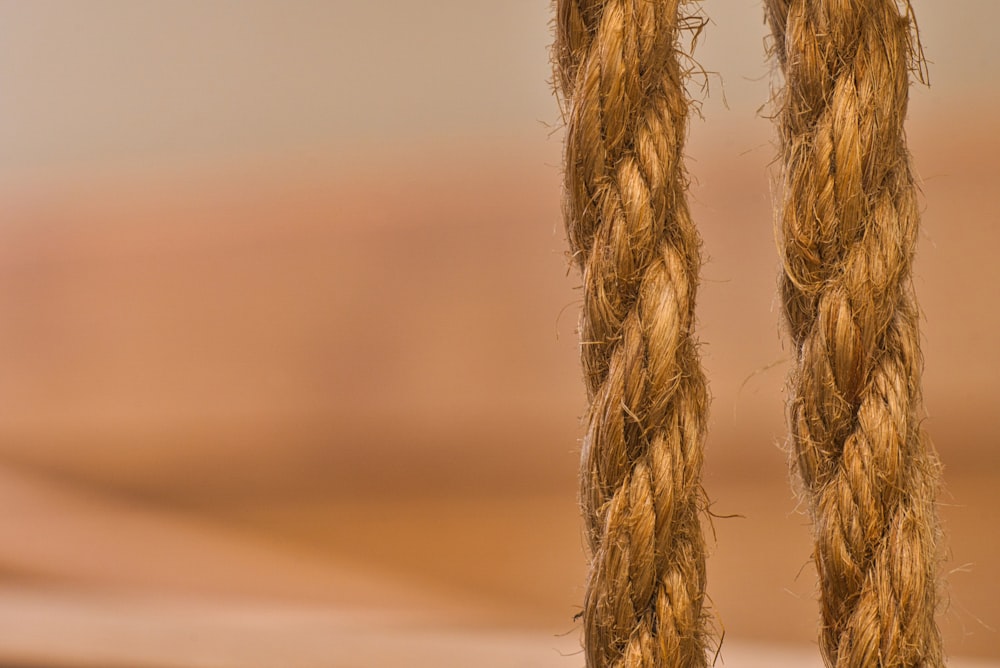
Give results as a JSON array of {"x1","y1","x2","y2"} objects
[
  {"x1": 765, "y1": 2, "x2": 944, "y2": 665},
  {"x1": 555, "y1": 1, "x2": 713, "y2": 665}
]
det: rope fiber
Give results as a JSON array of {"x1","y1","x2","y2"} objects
[
  {"x1": 554, "y1": 1, "x2": 714, "y2": 665},
  {"x1": 765, "y1": 1, "x2": 944, "y2": 665}
]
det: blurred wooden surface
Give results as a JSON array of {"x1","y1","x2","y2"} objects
[{"x1": 0, "y1": 123, "x2": 997, "y2": 664}]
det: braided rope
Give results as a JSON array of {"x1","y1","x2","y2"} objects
[
  {"x1": 765, "y1": 2, "x2": 944, "y2": 665},
  {"x1": 554, "y1": 1, "x2": 713, "y2": 665}
]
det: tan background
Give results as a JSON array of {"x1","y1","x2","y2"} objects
[{"x1": 0, "y1": 1, "x2": 997, "y2": 665}]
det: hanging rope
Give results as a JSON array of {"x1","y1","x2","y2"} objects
[
  {"x1": 765, "y1": 1, "x2": 944, "y2": 665},
  {"x1": 554, "y1": 1, "x2": 713, "y2": 665}
]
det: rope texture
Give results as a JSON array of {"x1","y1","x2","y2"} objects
[
  {"x1": 554, "y1": 1, "x2": 712, "y2": 665},
  {"x1": 766, "y1": 2, "x2": 944, "y2": 665}
]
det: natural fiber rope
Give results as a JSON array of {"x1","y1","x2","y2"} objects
[
  {"x1": 554, "y1": 1, "x2": 713, "y2": 665},
  {"x1": 765, "y1": 1, "x2": 944, "y2": 665}
]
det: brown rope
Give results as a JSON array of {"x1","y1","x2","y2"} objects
[
  {"x1": 554, "y1": 1, "x2": 713, "y2": 665},
  {"x1": 765, "y1": 1, "x2": 944, "y2": 665}
]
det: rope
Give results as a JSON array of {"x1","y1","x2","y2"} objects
[
  {"x1": 765, "y1": 1, "x2": 944, "y2": 665},
  {"x1": 554, "y1": 1, "x2": 713, "y2": 665}
]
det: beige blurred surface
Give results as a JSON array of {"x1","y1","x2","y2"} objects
[{"x1": 0, "y1": 1, "x2": 998, "y2": 666}]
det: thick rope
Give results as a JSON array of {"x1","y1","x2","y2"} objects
[
  {"x1": 765, "y1": 2, "x2": 944, "y2": 665},
  {"x1": 554, "y1": 1, "x2": 712, "y2": 665}
]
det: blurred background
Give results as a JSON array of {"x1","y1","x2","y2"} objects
[{"x1": 0, "y1": 1, "x2": 997, "y2": 666}]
